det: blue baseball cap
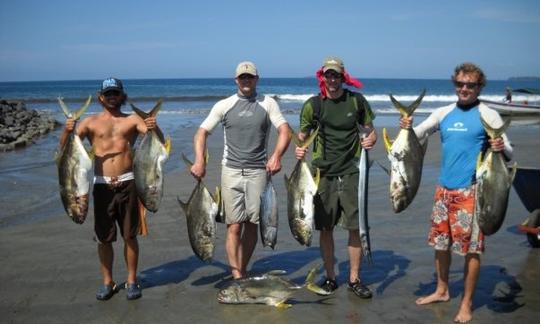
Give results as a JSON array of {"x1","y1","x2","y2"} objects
[{"x1": 100, "y1": 77, "x2": 124, "y2": 93}]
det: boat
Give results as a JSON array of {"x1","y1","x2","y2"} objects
[
  {"x1": 481, "y1": 88, "x2": 540, "y2": 124},
  {"x1": 512, "y1": 166, "x2": 540, "y2": 247}
]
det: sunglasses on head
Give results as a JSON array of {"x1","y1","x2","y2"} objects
[
  {"x1": 454, "y1": 81, "x2": 479, "y2": 89},
  {"x1": 238, "y1": 74, "x2": 256, "y2": 80}
]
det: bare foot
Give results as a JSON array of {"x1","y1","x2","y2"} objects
[
  {"x1": 453, "y1": 304, "x2": 472, "y2": 323},
  {"x1": 415, "y1": 291, "x2": 450, "y2": 305}
]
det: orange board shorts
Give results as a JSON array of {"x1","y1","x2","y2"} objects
[{"x1": 427, "y1": 185, "x2": 484, "y2": 255}]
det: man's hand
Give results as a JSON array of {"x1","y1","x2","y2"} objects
[{"x1": 489, "y1": 137, "x2": 505, "y2": 152}]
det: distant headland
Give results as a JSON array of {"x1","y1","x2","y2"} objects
[{"x1": 508, "y1": 76, "x2": 540, "y2": 82}]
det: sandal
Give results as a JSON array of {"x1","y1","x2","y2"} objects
[
  {"x1": 318, "y1": 278, "x2": 338, "y2": 295},
  {"x1": 348, "y1": 280, "x2": 372, "y2": 299},
  {"x1": 126, "y1": 282, "x2": 142, "y2": 300},
  {"x1": 96, "y1": 282, "x2": 118, "y2": 301}
]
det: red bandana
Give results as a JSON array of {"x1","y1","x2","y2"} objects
[{"x1": 316, "y1": 67, "x2": 363, "y2": 98}]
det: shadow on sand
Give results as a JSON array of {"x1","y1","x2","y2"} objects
[{"x1": 414, "y1": 265, "x2": 524, "y2": 313}]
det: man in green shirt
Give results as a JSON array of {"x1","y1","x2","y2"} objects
[{"x1": 295, "y1": 57, "x2": 377, "y2": 298}]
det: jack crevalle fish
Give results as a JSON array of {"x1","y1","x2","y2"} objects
[
  {"x1": 56, "y1": 96, "x2": 93, "y2": 224},
  {"x1": 260, "y1": 174, "x2": 278, "y2": 249},
  {"x1": 285, "y1": 129, "x2": 320, "y2": 246},
  {"x1": 178, "y1": 153, "x2": 219, "y2": 262},
  {"x1": 382, "y1": 91, "x2": 427, "y2": 213},
  {"x1": 131, "y1": 100, "x2": 171, "y2": 212},
  {"x1": 217, "y1": 265, "x2": 330, "y2": 308},
  {"x1": 475, "y1": 118, "x2": 516, "y2": 235},
  {"x1": 358, "y1": 145, "x2": 373, "y2": 264}
]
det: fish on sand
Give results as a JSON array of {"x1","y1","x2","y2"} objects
[
  {"x1": 56, "y1": 96, "x2": 93, "y2": 224},
  {"x1": 217, "y1": 265, "x2": 331, "y2": 308}
]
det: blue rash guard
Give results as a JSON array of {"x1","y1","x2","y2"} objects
[{"x1": 438, "y1": 106, "x2": 486, "y2": 189}]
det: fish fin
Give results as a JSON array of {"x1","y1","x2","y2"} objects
[
  {"x1": 389, "y1": 89, "x2": 426, "y2": 117},
  {"x1": 313, "y1": 168, "x2": 320, "y2": 187},
  {"x1": 182, "y1": 152, "x2": 193, "y2": 168},
  {"x1": 382, "y1": 128, "x2": 392, "y2": 153},
  {"x1": 265, "y1": 270, "x2": 287, "y2": 276},
  {"x1": 275, "y1": 301, "x2": 292, "y2": 309},
  {"x1": 164, "y1": 136, "x2": 172, "y2": 154},
  {"x1": 214, "y1": 186, "x2": 221, "y2": 204},
  {"x1": 421, "y1": 137, "x2": 429, "y2": 155},
  {"x1": 376, "y1": 160, "x2": 390, "y2": 176},
  {"x1": 283, "y1": 174, "x2": 289, "y2": 189},
  {"x1": 148, "y1": 99, "x2": 164, "y2": 117},
  {"x1": 204, "y1": 148, "x2": 210, "y2": 164},
  {"x1": 177, "y1": 196, "x2": 188, "y2": 213},
  {"x1": 509, "y1": 162, "x2": 518, "y2": 183}
]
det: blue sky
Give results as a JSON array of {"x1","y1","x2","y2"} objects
[{"x1": 1, "y1": 0, "x2": 539, "y2": 81}]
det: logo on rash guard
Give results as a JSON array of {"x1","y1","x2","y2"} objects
[{"x1": 447, "y1": 122, "x2": 467, "y2": 132}]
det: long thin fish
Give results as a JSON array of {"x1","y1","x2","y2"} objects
[{"x1": 358, "y1": 145, "x2": 373, "y2": 265}]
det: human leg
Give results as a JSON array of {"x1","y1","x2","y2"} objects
[
  {"x1": 98, "y1": 242, "x2": 114, "y2": 285},
  {"x1": 347, "y1": 229, "x2": 361, "y2": 283},
  {"x1": 124, "y1": 237, "x2": 139, "y2": 284},
  {"x1": 226, "y1": 223, "x2": 244, "y2": 279},
  {"x1": 416, "y1": 250, "x2": 451, "y2": 305},
  {"x1": 240, "y1": 222, "x2": 258, "y2": 276},
  {"x1": 454, "y1": 253, "x2": 480, "y2": 323}
]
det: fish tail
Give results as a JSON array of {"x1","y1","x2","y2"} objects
[
  {"x1": 58, "y1": 95, "x2": 91, "y2": 119},
  {"x1": 382, "y1": 128, "x2": 392, "y2": 153},
  {"x1": 291, "y1": 127, "x2": 319, "y2": 149},
  {"x1": 177, "y1": 196, "x2": 188, "y2": 213},
  {"x1": 389, "y1": 89, "x2": 426, "y2": 117},
  {"x1": 480, "y1": 117, "x2": 511, "y2": 139},
  {"x1": 181, "y1": 152, "x2": 193, "y2": 167},
  {"x1": 304, "y1": 265, "x2": 331, "y2": 295}
]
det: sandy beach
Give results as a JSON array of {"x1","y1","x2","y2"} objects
[{"x1": 0, "y1": 122, "x2": 539, "y2": 324}]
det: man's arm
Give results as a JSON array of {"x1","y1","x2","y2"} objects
[
  {"x1": 190, "y1": 127, "x2": 209, "y2": 179},
  {"x1": 266, "y1": 123, "x2": 291, "y2": 175}
]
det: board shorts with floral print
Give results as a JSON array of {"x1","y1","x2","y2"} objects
[{"x1": 427, "y1": 185, "x2": 484, "y2": 255}]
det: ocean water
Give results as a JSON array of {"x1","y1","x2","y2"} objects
[{"x1": 2, "y1": 77, "x2": 540, "y2": 125}]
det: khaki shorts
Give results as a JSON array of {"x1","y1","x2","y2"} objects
[
  {"x1": 314, "y1": 172, "x2": 359, "y2": 230},
  {"x1": 221, "y1": 165, "x2": 267, "y2": 225}
]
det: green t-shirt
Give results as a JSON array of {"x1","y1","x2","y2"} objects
[{"x1": 299, "y1": 89, "x2": 375, "y2": 176}]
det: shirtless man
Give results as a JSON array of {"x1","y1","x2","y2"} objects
[{"x1": 59, "y1": 78, "x2": 163, "y2": 301}]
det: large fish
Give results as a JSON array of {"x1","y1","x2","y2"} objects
[
  {"x1": 476, "y1": 118, "x2": 517, "y2": 235},
  {"x1": 178, "y1": 153, "x2": 219, "y2": 262},
  {"x1": 56, "y1": 96, "x2": 93, "y2": 224},
  {"x1": 260, "y1": 174, "x2": 278, "y2": 249},
  {"x1": 382, "y1": 91, "x2": 427, "y2": 213},
  {"x1": 358, "y1": 145, "x2": 373, "y2": 265},
  {"x1": 284, "y1": 129, "x2": 320, "y2": 246},
  {"x1": 217, "y1": 265, "x2": 330, "y2": 308},
  {"x1": 131, "y1": 100, "x2": 171, "y2": 212}
]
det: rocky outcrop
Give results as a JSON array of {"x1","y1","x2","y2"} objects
[{"x1": 0, "y1": 100, "x2": 59, "y2": 152}]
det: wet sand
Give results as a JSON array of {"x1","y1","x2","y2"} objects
[{"x1": 1, "y1": 124, "x2": 539, "y2": 323}]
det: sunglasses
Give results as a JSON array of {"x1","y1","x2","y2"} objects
[
  {"x1": 324, "y1": 72, "x2": 342, "y2": 80},
  {"x1": 454, "y1": 81, "x2": 479, "y2": 89},
  {"x1": 102, "y1": 90, "x2": 122, "y2": 96},
  {"x1": 237, "y1": 74, "x2": 256, "y2": 80}
]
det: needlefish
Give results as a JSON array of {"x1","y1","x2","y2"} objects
[
  {"x1": 260, "y1": 173, "x2": 279, "y2": 249},
  {"x1": 131, "y1": 100, "x2": 171, "y2": 212},
  {"x1": 284, "y1": 128, "x2": 320, "y2": 247},
  {"x1": 357, "y1": 141, "x2": 373, "y2": 265},
  {"x1": 382, "y1": 90, "x2": 427, "y2": 213},
  {"x1": 217, "y1": 265, "x2": 331, "y2": 308},
  {"x1": 178, "y1": 153, "x2": 219, "y2": 262},
  {"x1": 56, "y1": 96, "x2": 93, "y2": 224},
  {"x1": 475, "y1": 118, "x2": 517, "y2": 235}
]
